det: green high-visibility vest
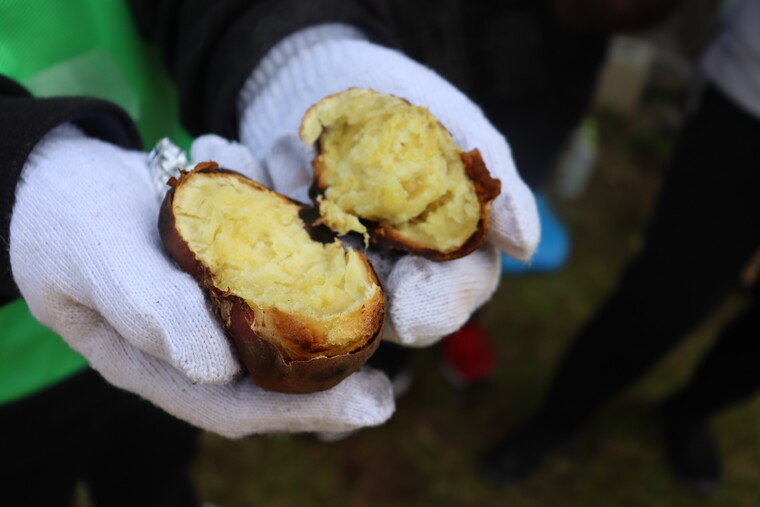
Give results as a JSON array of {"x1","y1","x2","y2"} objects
[{"x1": 0, "y1": 0, "x2": 191, "y2": 404}]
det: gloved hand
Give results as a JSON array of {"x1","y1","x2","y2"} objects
[
  {"x1": 9, "y1": 124, "x2": 394, "y2": 438},
  {"x1": 238, "y1": 25, "x2": 541, "y2": 347}
]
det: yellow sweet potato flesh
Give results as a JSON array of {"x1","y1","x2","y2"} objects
[
  {"x1": 172, "y1": 173, "x2": 378, "y2": 347},
  {"x1": 304, "y1": 89, "x2": 481, "y2": 252}
]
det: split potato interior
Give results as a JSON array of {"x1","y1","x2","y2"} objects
[
  {"x1": 170, "y1": 169, "x2": 382, "y2": 359},
  {"x1": 301, "y1": 88, "x2": 494, "y2": 256}
]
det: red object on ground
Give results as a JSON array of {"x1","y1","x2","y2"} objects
[{"x1": 440, "y1": 319, "x2": 497, "y2": 386}]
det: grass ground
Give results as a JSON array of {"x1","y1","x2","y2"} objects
[{"x1": 190, "y1": 104, "x2": 760, "y2": 506}]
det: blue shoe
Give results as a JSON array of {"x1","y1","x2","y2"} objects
[{"x1": 501, "y1": 192, "x2": 570, "y2": 274}]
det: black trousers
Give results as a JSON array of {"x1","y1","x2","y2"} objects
[
  {"x1": 0, "y1": 369, "x2": 200, "y2": 507},
  {"x1": 541, "y1": 86, "x2": 760, "y2": 426}
]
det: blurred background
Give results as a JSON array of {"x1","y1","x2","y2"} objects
[
  {"x1": 62, "y1": 0, "x2": 760, "y2": 507},
  {"x1": 175, "y1": 1, "x2": 760, "y2": 506}
]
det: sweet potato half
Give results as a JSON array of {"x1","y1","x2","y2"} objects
[
  {"x1": 159, "y1": 162, "x2": 385, "y2": 394},
  {"x1": 300, "y1": 88, "x2": 502, "y2": 260}
]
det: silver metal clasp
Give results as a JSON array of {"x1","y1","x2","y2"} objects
[{"x1": 148, "y1": 137, "x2": 192, "y2": 200}]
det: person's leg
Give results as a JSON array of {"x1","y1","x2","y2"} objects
[
  {"x1": 482, "y1": 86, "x2": 760, "y2": 483},
  {"x1": 657, "y1": 295, "x2": 760, "y2": 493},
  {"x1": 541, "y1": 89, "x2": 760, "y2": 425},
  {"x1": 661, "y1": 297, "x2": 760, "y2": 421},
  {"x1": 81, "y1": 372, "x2": 200, "y2": 507}
]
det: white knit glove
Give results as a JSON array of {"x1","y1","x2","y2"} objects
[
  {"x1": 238, "y1": 25, "x2": 541, "y2": 347},
  {"x1": 9, "y1": 124, "x2": 394, "y2": 438}
]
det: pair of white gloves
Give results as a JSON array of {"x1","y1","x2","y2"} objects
[{"x1": 9, "y1": 25, "x2": 539, "y2": 438}]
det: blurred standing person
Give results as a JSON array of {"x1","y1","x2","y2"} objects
[{"x1": 481, "y1": 0, "x2": 760, "y2": 494}]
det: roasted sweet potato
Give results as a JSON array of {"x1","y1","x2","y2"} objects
[
  {"x1": 300, "y1": 88, "x2": 502, "y2": 260},
  {"x1": 159, "y1": 162, "x2": 384, "y2": 394},
  {"x1": 159, "y1": 89, "x2": 500, "y2": 393}
]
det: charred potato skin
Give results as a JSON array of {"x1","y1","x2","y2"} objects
[
  {"x1": 302, "y1": 89, "x2": 502, "y2": 261},
  {"x1": 212, "y1": 288, "x2": 384, "y2": 394},
  {"x1": 158, "y1": 162, "x2": 385, "y2": 394}
]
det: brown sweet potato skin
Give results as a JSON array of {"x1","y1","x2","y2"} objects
[
  {"x1": 217, "y1": 291, "x2": 383, "y2": 394},
  {"x1": 158, "y1": 162, "x2": 385, "y2": 394}
]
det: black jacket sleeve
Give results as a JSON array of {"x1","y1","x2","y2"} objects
[
  {"x1": 0, "y1": 76, "x2": 142, "y2": 305},
  {"x1": 127, "y1": 0, "x2": 397, "y2": 139}
]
